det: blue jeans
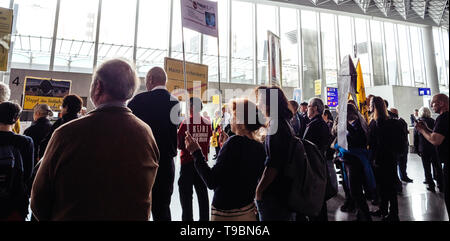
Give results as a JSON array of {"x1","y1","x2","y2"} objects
[{"x1": 256, "y1": 196, "x2": 295, "y2": 221}]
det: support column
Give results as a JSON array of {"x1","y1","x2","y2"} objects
[{"x1": 422, "y1": 26, "x2": 440, "y2": 95}]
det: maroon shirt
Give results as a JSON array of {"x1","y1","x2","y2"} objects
[{"x1": 177, "y1": 115, "x2": 212, "y2": 165}]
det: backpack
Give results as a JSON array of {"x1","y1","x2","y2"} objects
[
  {"x1": 283, "y1": 134, "x2": 328, "y2": 216},
  {"x1": 0, "y1": 145, "x2": 25, "y2": 213}
]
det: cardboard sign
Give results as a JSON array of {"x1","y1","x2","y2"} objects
[
  {"x1": 23, "y1": 76, "x2": 72, "y2": 111},
  {"x1": 0, "y1": 7, "x2": 13, "y2": 71},
  {"x1": 164, "y1": 57, "x2": 208, "y2": 99},
  {"x1": 181, "y1": 0, "x2": 218, "y2": 37}
]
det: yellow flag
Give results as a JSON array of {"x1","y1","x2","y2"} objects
[{"x1": 356, "y1": 60, "x2": 369, "y2": 122}]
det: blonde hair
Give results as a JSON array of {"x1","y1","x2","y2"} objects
[
  {"x1": 418, "y1": 107, "x2": 431, "y2": 118},
  {"x1": 230, "y1": 98, "x2": 266, "y2": 143}
]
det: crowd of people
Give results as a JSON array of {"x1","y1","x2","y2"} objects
[{"x1": 0, "y1": 58, "x2": 448, "y2": 221}]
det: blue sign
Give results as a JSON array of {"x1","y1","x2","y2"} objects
[
  {"x1": 418, "y1": 88, "x2": 431, "y2": 96},
  {"x1": 327, "y1": 87, "x2": 338, "y2": 107}
]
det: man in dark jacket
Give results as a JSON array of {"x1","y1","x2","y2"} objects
[
  {"x1": 416, "y1": 94, "x2": 449, "y2": 219},
  {"x1": 303, "y1": 97, "x2": 330, "y2": 221},
  {"x1": 128, "y1": 67, "x2": 181, "y2": 221},
  {"x1": 24, "y1": 104, "x2": 53, "y2": 162}
]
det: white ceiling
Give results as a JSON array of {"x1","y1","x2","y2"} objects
[{"x1": 268, "y1": 0, "x2": 449, "y2": 29}]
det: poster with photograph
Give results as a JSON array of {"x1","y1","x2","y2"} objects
[
  {"x1": 23, "y1": 77, "x2": 72, "y2": 111},
  {"x1": 267, "y1": 31, "x2": 282, "y2": 86},
  {"x1": 181, "y1": 0, "x2": 218, "y2": 37}
]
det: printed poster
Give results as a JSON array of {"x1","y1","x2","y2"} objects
[
  {"x1": 181, "y1": 0, "x2": 218, "y2": 37},
  {"x1": 23, "y1": 76, "x2": 72, "y2": 111}
]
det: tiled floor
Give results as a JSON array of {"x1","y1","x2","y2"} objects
[{"x1": 167, "y1": 151, "x2": 449, "y2": 221}]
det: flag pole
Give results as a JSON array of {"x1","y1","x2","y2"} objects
[
  {"x1": 181, "y1": 25, "x2": 189, "y2": 133},
  {"x1": 217, "y1": 35, "x2": 221, "y2": 104}
]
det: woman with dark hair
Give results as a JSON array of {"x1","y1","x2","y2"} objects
[
  {"x1": 337, "y1": 104, "x2": 373, "y2": 221},
  {"x1": 185, "y1": 98, "x2": 266, "y2": 221},
  {"x1": 38, "y1": 94, "x2": 83, "y2": 159},
  {"x1": 368, "y1": 96, "x2": 402, "y2": 221},
  {"x1": 0, "y1": 102, "x2": 34, "y2": 221},
  {"x1": 254, "y1": 86, "x2": 296, "y2": 221}
]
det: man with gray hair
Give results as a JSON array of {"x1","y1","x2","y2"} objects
[
  {"x1": 303, "y1": 97, "x2": 331, "y2": 221},
  {"x1": 128, "y1": 66, "x2": 180, "y2": 221},
  {"x1": 0, "y1": 82, "x2": 11, "y2": 103},
  {"x1": 31, "y1": 59, "x2": 160, "y2": 221}
]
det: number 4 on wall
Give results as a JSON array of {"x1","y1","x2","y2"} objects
[{"x1": 12, "y1": 77, "x2": 19, "y2": 86}]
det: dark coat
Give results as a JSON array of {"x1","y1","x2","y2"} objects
[
  {"x1": 24, "y1": 117, "x2": 52, "y2": 161},
  {"x1": 128, "y1": 89, "x2": 180, "y2": 163},
  {"x1": 414, "y1": 117, "x2": 436, "y2": 155},
  {"x1": 303, "y1": 115, "x2": 331, "y2": 156}
]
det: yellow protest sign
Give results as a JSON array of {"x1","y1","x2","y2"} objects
[
  {"x1": 0, "y1": 7, "x2": 13, "y2": 71},
  {"x1": 212, "y1": 95, "x2": 220, "y2": 104},
  {"x1": 23, "y1": 76, "x2": 72, "y2": 111},
  {"x1": 164, "y1": 57, "x2": 208, "y2": 100},
  {"x1": 315, "y1": 79, "x2": 322, "y2": 96}
]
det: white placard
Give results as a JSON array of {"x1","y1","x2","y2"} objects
[{"x1": 181, "y1": 0, "x2": 218, "y2": 37}]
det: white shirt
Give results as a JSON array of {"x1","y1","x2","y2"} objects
[{"x1": 151, "y1": 85, "x2": 167, "y2": 91}]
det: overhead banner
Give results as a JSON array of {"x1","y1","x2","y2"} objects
[
  {"x1": 23, "y1": 76, "x2": 72, "y2": 111},
  {"x1": 164, "y1": 57, "x2": 208, "y2": 99},
  {"x1": 0, "y1": 7, "x2": 13, "y2": 71},
  {"x1": 267, "y1": 31, "x2": 282, "y2": 86},
  {"x1": 181, "y1": 0, "x2": 218, "y2": 37}
]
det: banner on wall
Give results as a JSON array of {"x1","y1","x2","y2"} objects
[
  {"x1": 314, "y1": 79, "x2": 322, "y2": 96},
  {"x1": 293, "y1": 88, "x2": 302, "y2": 104},
  {"x1": 0, "y1": 7, "x2": 13, "y2": 71},
  {"x1": 181, "y1": 0, "x2": 218, "y2": 37},
  {"x1": 327, "y1": 87, "x2": 338, "y2": 108},
  {"x1": 164, "y1": 57, "x2": 208, "y2": 99},
  {"x1": 23, "y1": 76, "x2": 72, "y2": 111},
  {"x1": 267, "y1": 31, "x2": 282, "y2": 86}
]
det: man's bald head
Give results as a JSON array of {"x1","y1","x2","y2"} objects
[
  {"x1": 431, "y1": 93, "x2": 449, "y2": 114},
  {"x1": 146, "y1": 67, "x2": 167, "y2": 91},
  {"x1": 390, "y1": 108, "x2": 398, "y2": 116}
]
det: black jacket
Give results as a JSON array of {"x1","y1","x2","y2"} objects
[
  {"x1": 0, "y1": 131, "x2": 34, "y2": 217},
  {"x1": 414, "y1": 117, "x2": 436, "y2": 155},
  {"x1": 38, "y1": 113, "x2": 78, "y2": 159},
  {"x1": 192, "y1": 135, "x2": 265, "y2": 210},
  {"x1": 303, "y1": 115, "x2": 331, "y2": 156},
  {"x1": 128, "y1": 89, "x2": 180, "y2": 164},
  {"x1": 24, "y1": 117, "x2": 52, "y2": 161}
]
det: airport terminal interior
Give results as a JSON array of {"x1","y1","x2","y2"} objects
[{"x1": 0, "y1": 0, "x2": 449, "y2": 222}]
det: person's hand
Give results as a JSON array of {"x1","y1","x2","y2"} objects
[
  {"x1": 185, "y1": 131, "x2": 201, "y2": 154},
  {"x1": 220, "y1": 131, "x2": 229, "y2": 144},
  {"x1": 415, "y1": 120, "x2": 427, "y2": 131}
]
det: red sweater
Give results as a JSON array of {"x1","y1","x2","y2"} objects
[{"x1": 177, "y1": 115, "x2": 212, "y2": 165}]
